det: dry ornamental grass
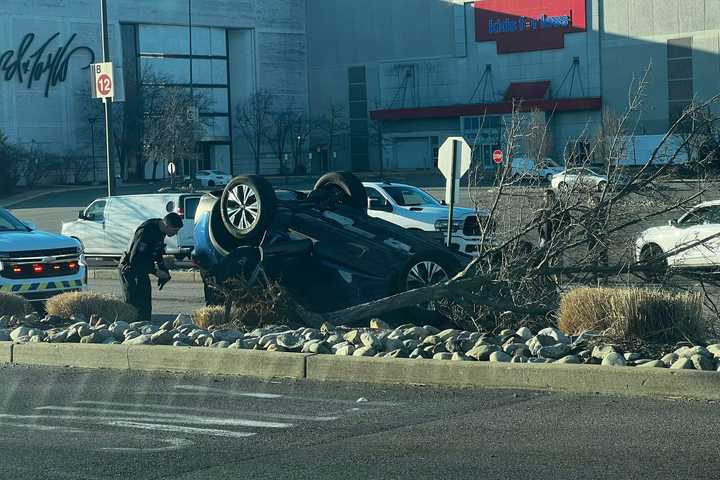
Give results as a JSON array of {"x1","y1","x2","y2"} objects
[
  {"x1": 559, "y1": 287, "x2": 706, "y2": 342},
  {"x1": 45, "y1": 292, "x2": 137, "y2": 323}
]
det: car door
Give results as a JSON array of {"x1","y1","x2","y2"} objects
[
  {"x1": 78, "y1": 200, "x2": 107, "y2": 254},
  {"x1": 682, "y1": 206, "x2": 720, "y2": 267},
  {"x1": 365, "y1": 187, "x2": 397, "y2": 222},
  {"x1": 674, "y1": 206, "x2": 713, "y2": 266},
  {"x1": 176, "y1": 195, "x2": 201, "y2": 250}
]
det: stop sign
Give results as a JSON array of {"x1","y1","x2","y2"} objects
[{"x1": 493, "y1": 150, "x2": 503, "y2": 164}]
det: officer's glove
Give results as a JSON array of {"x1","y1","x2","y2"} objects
[{"x1": 156, "y1": 269, "x2": 171, "y2": 290}]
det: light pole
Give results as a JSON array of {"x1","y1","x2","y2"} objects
[{"x1": 88, "y1": 117, "x2": 98, "y2": 185}]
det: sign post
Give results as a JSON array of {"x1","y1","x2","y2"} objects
[
  {"x1": 437, "y1": 137, "x2": 472, "y2": 248},
  {"x1": 168, "y1": 162, "x2": 176, "y2": 187}
]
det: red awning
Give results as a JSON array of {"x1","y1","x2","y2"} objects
[
  {"x1": 504, "y1": 81, "x2": 551, "y2": 101},
  {"x1": 370, "y1": 97, "x2": 601, "y2": 122}
]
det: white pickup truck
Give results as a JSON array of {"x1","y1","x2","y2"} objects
[{"x1": 0, "y1": 208, "x2": 86, "y2": 305}]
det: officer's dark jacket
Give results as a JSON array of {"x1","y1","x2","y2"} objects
[{"x1": 123, "y1": 219, "x2": 167, "y2": 275}]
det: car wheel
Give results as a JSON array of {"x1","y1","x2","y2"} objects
[
  {"x1": 597, "y1": 181, "x2": 607, "y2": 192},
  {"x1": 558, "y1": 181, "x2": 568, "y2": 192},
  {"x1": 400, "y1": 252, "x2": 461, "y2": 311},
  {"x1": 220, "y1": 175, "x2": 277, "y2": 243},
  {"x1": 313, "y1": 171, "x2": 368, "y2": 211},
  {"x1": 640, "y1": 243, "x2": 667, "y2": 282}
]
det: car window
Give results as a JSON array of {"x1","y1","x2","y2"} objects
[
  {"x1": 365, "y1": 187, "x2": 389, "y2": 207},
  {"x1": 0, "y1": 209, "x2": 29, "y2": 231},
  {"x1": 678, "y1": 206, "x2": 720, "y2": 227},
  {"x1": 381, "y1": 186, "x2": 439, "y2": 207},
  {"x1": 85, "y1": 200, "x2": 106, "y2": 221},
  {"x1": 184, "y1": 196, "x2": 200, "y2": 220}
]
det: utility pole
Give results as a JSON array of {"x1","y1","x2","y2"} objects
[{"x1": 100, "y1": 0, "x2": 116, "y2": 196}]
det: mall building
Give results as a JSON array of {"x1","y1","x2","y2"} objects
[{"x1": 1, "y1": 0, "x2": 718, "y2": 180}]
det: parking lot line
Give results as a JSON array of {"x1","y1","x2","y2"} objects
[{"x1": 103, "y1": 420, "x2": 256, "y2": 439}]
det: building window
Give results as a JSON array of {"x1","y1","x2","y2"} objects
[
  {"x1": 348, "y1": 66, "x2": 369, "y2": 171},
  {"x1": 667, "y1": 37, "x2": 693, "y2": 128}
]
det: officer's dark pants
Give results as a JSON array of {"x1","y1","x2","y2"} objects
[{"x1": 119, "y1": 266, "x2": 152, "y2": 323}]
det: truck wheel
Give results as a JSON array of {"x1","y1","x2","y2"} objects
[
  {"x1": 220, "y1": 175, "x2": 277, "y2": 243},
  {"x1": 313, "y1": 171, "x2": 368, "y2": 211}
]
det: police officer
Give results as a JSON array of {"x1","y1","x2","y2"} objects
[{"x1": 119, "y1": 212, "x2": 183, "y2": 322}]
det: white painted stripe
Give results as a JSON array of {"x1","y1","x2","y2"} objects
[
  {"x1": 104, "y1": 421, "x2": 256, "y2": 439},
  {"x1": 100, "y1": 437, "x2": 193, "y2": 453},
  {"x1": 35, "y1": 406, "x2": 293, "y2": 429},
  {"x1": 174, "y1": 385, "x2": 283, "y2": 399},
  {"x1": 74, "y1": 400, "x2": 340, "y2": 422}
]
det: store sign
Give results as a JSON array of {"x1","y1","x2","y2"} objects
[
  {"x1": 0, "y1": 33, "x2": 95, "y2": 97},
  {"x1": 473, "y1": 0, "x2": 587, "y2": 54}
]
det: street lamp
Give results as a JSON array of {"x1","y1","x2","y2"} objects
[{"x1": 88, "y1": 117, "x2": 98, "y2": 185}]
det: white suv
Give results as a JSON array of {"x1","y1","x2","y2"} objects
[
  {"x1": 363, "y1": 182, "x2": 492, "y2": 255},
  {"x1": 636, "y1": 201, "x2": 720, "y2": 270},
  {"x1": 0, "y1": 208, "x2": 86, "y2": 305}
]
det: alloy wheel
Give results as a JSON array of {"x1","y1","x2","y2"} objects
[
  {"x1": 406, "y1": 261, "x2": 450, "y2": 311},
  {"x1": 226, "y1": 184, "x2": 260, "y2": 232}
]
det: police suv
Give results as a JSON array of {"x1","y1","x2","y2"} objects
[{"x1": 0, "y1": 208, "x2": 86, "y2": 305}]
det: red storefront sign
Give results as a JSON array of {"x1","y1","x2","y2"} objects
[{"x1": 473, "y1": 0, "x2": 587, "y2": 54}]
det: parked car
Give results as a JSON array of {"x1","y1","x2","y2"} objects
[
  {"x1": 192, "y1": 172, "x2": 470, "y2": 314},
  {"x1": 550, "y1": 167, "x2": 609, "y2": 192},
  {"x1": 186, "y1": 170, "x2": 233, "y2": 187},
  {"x1": 510, "y1": 158, "x2": 565, "y2": 182},
  {"x1": 636, "y1": 201, "x2": 720, "y2": 272},
  {"x1": 0, "y1": 208, "x2": 86, "y2": 305},
  {"x1": 363, "y1": 182, "x2": 494, "y2": 255},
  {"x1": 62, "y1": 193, "x2": 201, "y2": 259}
]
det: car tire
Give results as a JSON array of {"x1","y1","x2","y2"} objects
[
  {"x1": 399, "y1": 251, "x2": 462, "y2": 311},
  {"x1": 558, "y1": 181, "x2": 568, "y2": 192},
  {"x1": 313, "y1": 171, "x2": 368, "y2": 211},
  {"x1": 220, "y1": 175, "x2": 277, "y2": 243},
  {"x1": 640, "y1": 243, "x2": 667, "y2": 282}
]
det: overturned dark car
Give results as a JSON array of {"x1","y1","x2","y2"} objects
[{"x1": 192, "y1": 172, "x2": 471, "y2": 316}]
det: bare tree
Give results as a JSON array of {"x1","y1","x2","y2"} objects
[
  {"x1": 263, "y1": 109, "x2": 294, "y2": 174},
  {"x1": 235, "y1": 91, "x2": 273, "y2": 174},
  {"x1": 288, "y1": 112, "x2": 313, "y2": 174},
  {"x1": 315, "y1": 103, "x2": 348, "y2": 171}
]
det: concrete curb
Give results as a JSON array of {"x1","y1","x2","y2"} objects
[
  {"x1": 89, "y1": 269, "x2": 200, "y2": 283},
  {"x1": 306, "y1": 355, "x2": 720, "y2": 400},
  {"x1": 1, "y1": 342, "x2": 12, "y2": 364},
  {"x1": 8, "y1": 342, "x2": 306, "y2": 379},
  {"x1": 3, "y1": 341, "x2": 720, "y2": 400}
]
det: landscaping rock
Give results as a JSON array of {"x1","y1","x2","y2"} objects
[
  {"x1": 29, "y1": 335, "x2": 43, "y2": 343},
  {"x1": 383, "y1": 338, "x2": 404, "y2": 353},
  {"x1": 123, "y1": 334, "x2": 152, "y2": 345},
  {"x1": 432, "y1": 352, "x2": 453, "y2": 361},
  {"x1": 370, "y1": 318, "x2": 390, "y2": 330},
  {"x1": 538, "y1": 343, "x2": 571, "y2": 360},
  {"x1": 504, "y1": 343, "x2": 531, "y2": 357},
  {"x1": 211, "y1": 341, "x2": 230, "y2": 348},
  {"x1": 592, "y1": 345, "x2": 619, "y2": 360},
  {"x1": 150, "y1": 330, "x2": 174, "y2": 346},
  {"x1": 306, "y1": 342, "x2": 332, "y2": 355},
  {"x1": 353, "y1": 346, "x2": 376, "y2": 357},
  {"x1": 601, "y1": 352, "x2": 626, "y2": 367},
  {"x1": 403, "y1": 326, "x2": 427, "y2": 340},
  {"x1": 360, "y1": 332, "x2": 382, "y2": 350},
  {"x1": 10, "y1": 326, "x2": 30, "y2": 341},
  {"x1": 266, "y1": 344, "x2": 287, "y2": 352},
  {"x1": 690, "y1": 354, "x2": 714, "y2": 371},
  {"x1": 173, "y1": 341, "x2": 190, "y2": 347},
  {"x1": 537, "y1": 327, "x2": 570, "y2": 344},
  {"x1": 526, "y1": 335, "x2": 555, "y2": 356},
  {"x1": 511, "y1": 355, "x2": 528, "y2": 363},
  {"x1": 466, "y1": 344, "x2": 499, "y2": 361},
  {"x1": 489, "y1": 351, "x2": 512, "y2": 363},
  {"x1": 636, "y1": 360, "x2": 665, "y2": 368},
  {"x1": 335, "y1": 344, "x2": 355, "y2": 356},
  {"x1": 343, "y1": 330, "x2": 362, "y2": 345},
  {"x1": 451, "y1": 352, "x2": 472, "y2": 361},
  {"x1": 624, "y1": 352, "x2": 641, "y2": 362},
  {"x1": 276, "y1": 333, "x2": 304, "y2": 350},
  {"x1": 556, "y1": 355, "x2": 582, "y2": 364},
  {"x1": 173, "y1": 313, "x2": 194, "y2": 328},
  {"x1": 661, "y1": 353, "x2": 679, "y2": 367},
  {"x1": 707, "y1": 343, "x2": 720, "y2": 358},
  {"x1": 670, "y1": 357, "x2": 693, "y2": 370},
  {"x1": 387, "y1": 349, "x2": 408, "y2": 359}
]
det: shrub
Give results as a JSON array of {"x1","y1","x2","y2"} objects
[
  {"x1": 46, "y1": 292, "x2": 137, "y2": 323},
  {"x1": 558, "y1": 287, "x2": 706, "y2": 341},
  {"x1": 0, "y1": 292, "x2": 32, "y2": 317},
  {"x1": 192, "y1": 306, "x2": 226, "y2": 329}
]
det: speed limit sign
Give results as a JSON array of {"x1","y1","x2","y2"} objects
[{"x1": 91, "y1": 62, "x2": 114, "y2": 100}]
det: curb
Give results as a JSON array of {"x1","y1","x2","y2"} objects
[
  {"x1": 3, "y1": 341, "x2": 720, "y2": 400},
  {"x1": 89, "y1": 269, "x2": 200, "y2": 283}
]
